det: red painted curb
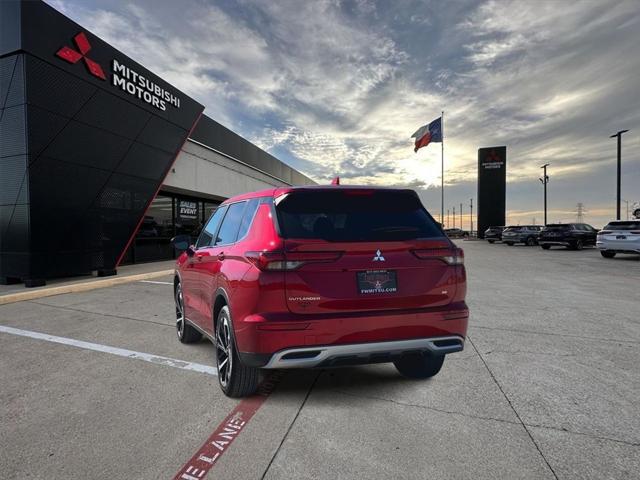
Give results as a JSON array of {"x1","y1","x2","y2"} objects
[{"x1": 172, "y1": 372, "x2": 284, "y2": 480}]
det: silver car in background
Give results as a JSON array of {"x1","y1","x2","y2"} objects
[{"x1": 596, "y1": 220, "x2": 640, "y2": 258}]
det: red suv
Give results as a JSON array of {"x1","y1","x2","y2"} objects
[{"x1": 173, "y1": 186, "x2": 468, "y2": 397}]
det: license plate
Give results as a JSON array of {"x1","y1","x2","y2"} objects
[
  {"x1": 357, "y1": 270, "x2": 397, "y2": 294},
  {"x1": 616, "y1": 235, "x2": 627, "y2": 239}
]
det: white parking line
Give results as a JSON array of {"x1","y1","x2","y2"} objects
[
  {"x1": 0, "y1": 325, "x2": 217, "y2": 376},
  {"x1": 140, "y1": 280, "x2": 173, "y2": 285}
]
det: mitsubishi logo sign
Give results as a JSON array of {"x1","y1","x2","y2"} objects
[
  {"x1": 56, "y1": 32, "x2": 106, "y2": 80},
  {"x1": 55, "y1": 32, "x2": 181, "y2": 111},
  {"x1": 482, "y1": 149, "x2": 504, "y2": 170},
  {"x1": 372, "y1": 250, "x2": 385, "y2": 261}
]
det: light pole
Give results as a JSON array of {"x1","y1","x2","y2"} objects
[
  {"x1": 447, "y1": 209, "x2": 450, "y2": 227},
  {"x1": 460, "y1": 203, "x2": 463, "y2": 231},
  {"x1": 453, "y1": 206, "x2": 456, "y2": 229},
  {"x1": 610, "y1": 130, "x2": 629, "y2": 220},
  {"x1": 539, "y1": 163, "x2": 550, "y2": 225},
  {"x1": 470, "y1": 198, "x2": 473, "y2": 234}
]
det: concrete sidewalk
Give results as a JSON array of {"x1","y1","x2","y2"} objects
[{"x1": 0, "y1": 260, "x2": 176, "y2": 305}]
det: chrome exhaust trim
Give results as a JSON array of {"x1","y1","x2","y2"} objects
[{"x1": 262, "y1": 335, "x2": 464, "y2": 369}]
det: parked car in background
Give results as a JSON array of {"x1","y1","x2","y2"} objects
[
  {"x1": 596, "y1": 220, "x2": 640, "y2": 258},
  {"x1": 501, "y1": 225, "x2": 543, "y2": 246},
  {"x1": 484, "y1": 226, "x2": 505, "y2": 243},
  {"x1": 539, "y1": 223, "x2": 598, "y2": 250},
  {"x1": 444, "y1": 228, "x2": 469, "y2": 239},
  {"x1": 173, "y1": 186, "x2": 468, "y2": 397}
]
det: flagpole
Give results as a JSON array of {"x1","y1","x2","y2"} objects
[{"x1": 441, "y1": 110, "x2": 444, "y2": 226}]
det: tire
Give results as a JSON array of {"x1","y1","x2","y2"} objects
[
  {"x1": 175, "y1": 282, "x2": 202, "y2": 344},
  {"x1": 526, "y1": 237, "x2": 536, "y2": 246},
  {"x1": 215, "y1": 305, "x2": 259, "y2": 398},
  {"x1": 601, "y1": 250, "x2": 616, "y2": 258},
  {"x1": 394, "y1": 353, "x2": 445, "y2": 379},
  {"x1": 573, "y1": 239, "x2": 584, "y2": 251},
  {"x1": 488, "y1": 240, "x2": 495, "y2": 244},
  {"x1": 541, "y1": 244, "x2": 551, "y2": 250}
]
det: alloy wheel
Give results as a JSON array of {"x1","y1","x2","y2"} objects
[
  {"x1": 216, "y1": 313, "x2": 233, "y2": 389},
  {"x1": 175, "y1": 284, "x2": 185, "y2": 339}
]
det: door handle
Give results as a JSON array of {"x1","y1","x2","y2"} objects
[{"x1": 217, "y1": 252, "x2": 225, "y2": 261}]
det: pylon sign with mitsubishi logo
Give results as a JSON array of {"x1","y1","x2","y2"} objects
[
  {"x1": 55, "y1": 32, "x2": 180, "y2": 112},
  {"x1": 477, "y1": 146, "x2": 507, "y2": 239}
]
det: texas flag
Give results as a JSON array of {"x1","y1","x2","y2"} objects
[{"x1": 411, "y1": 117, "x2": 442, "y2": 152}]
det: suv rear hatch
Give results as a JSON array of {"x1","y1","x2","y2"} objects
[{"x1": 274, "y1": 188, "x2": 460, "y2": 315}]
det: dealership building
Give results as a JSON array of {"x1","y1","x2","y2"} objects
[{"x1": 0, "y1": 0, "x2": 314, "y2": 287}]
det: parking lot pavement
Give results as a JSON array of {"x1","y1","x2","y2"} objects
[{"x1": 1, "y1": 243, "x2": 639, "y2": 479}]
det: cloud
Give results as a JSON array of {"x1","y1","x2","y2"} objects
[{"x1": 47, "y1": 0, "x2": 640, "y2": 227}]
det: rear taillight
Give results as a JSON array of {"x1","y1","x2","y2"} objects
[
  {"x1": 412, "y1": 248, "x2": 464, "y2": 265},
  {"x1": 245, "y1": 251, "x2": 287, "y2": 270},
  {"x1": 598, "y1": 231, "x2": 612, "y2": 235},
  {"x1": 245, "y1": 251, "x2": 342, "y2": 271}
]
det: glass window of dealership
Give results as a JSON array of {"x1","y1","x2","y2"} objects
[{"x1": 120, "y1": 192, "x2": 220, "y2": 264}]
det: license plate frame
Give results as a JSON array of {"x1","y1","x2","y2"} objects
[
  {"x1": 357, "y1": 270, "x2": 398, "y2": 295},
  {"x1": 616, "y1": 235, "x2": 627, "y2": 240}
]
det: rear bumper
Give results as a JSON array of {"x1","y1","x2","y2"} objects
[
  {"x1": 596, "y1": 240, "x2": 640, "y2": 253},
  {"x1": 540, "y1": 240, "x2": 570, "y2": 246},
  {"x1": 241, "y1": 335, "x2": 464, "y2": 369},
  {"x1": 235, "y1": 302, "x2": 469, "y2": 364}
]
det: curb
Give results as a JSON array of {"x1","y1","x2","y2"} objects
[{"x1": 0, "y1": 269, "x2": 174, "y2": 306}]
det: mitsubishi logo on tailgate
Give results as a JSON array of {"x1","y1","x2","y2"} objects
[
  {"x1": 372, "y1": 249, "x2": 385, "y2": 261},
  {"x1": 56, "y1": 32, "x2": 106, "y2": 80}
]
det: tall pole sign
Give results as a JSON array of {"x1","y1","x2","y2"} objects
[{"x1": 477, "y1": 147, "x2": 506, "y2": 238}]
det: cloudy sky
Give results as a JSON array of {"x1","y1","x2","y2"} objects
[{"x1": 48, "y1": 0, "x2": 640, "y2": 227}]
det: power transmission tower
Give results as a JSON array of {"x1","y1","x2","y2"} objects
[{"x1": 575, "y1": 203, "x2": 587, "y2": 222}]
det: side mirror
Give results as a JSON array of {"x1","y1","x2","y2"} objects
[{"x1": 171, "y1": 234, "x2": 192, "y2": 252}]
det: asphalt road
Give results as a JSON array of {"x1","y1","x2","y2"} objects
[{"x1": 1, "y1": 242, "x2": 638, "y2": 479}]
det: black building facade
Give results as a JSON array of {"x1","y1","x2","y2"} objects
[{"x1": 1, "y1": 0, "x2": 313, "y2": 287}]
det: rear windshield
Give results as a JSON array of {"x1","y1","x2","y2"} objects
[
  {"x1": 504, "y1": 227, "x2": 522, "y2": 232},
  {"x1": 604, "y1": 221, "x2": 640, "y2": 230},
  {"x1": 275, "y1": 190, "x2": 442, "y2": 242},
  {"x1": 545, "y1": 224, "x2": 571, "y2": 231}
]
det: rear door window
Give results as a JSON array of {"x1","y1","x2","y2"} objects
[
  {"x1": 236, "y1": 198, "x2": 260, "y2": 241},
  {"x1": 196, "y1": 205, "x2": 227, "y2": 248},
  {"x1": 275, "y1": 190, "x2": 442, "y2": 242},
  {"x1": 215, "y1": 201, "x2": 247, "y2": 245}
]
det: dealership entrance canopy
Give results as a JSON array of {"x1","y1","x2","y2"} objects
[{"x1": 0, "y1": 0, "x2": 314, "y2": 287}]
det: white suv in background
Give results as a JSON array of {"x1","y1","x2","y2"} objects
[{"x1": 597, "y1": 221, "x2": 640, "y2": 258}]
